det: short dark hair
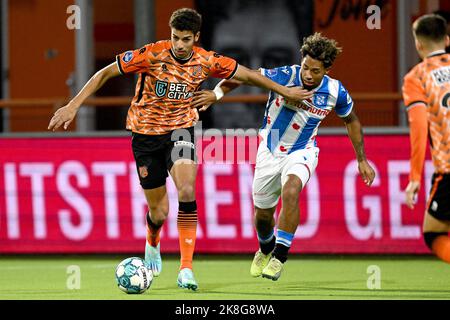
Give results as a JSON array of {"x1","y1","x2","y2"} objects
[
  {"x1": 413, "y1": 14, "x2": 447, "y2": 41},
  {"x1": 300, "y1": 33, "x2": 342, "y2": 69},
  {"x1": 169, "y1": 8, "x2": 202, "y2": 34}
]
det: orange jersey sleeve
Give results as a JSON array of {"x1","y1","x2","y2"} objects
[
  {"x1": 208, "y1": 52, "x2": 238, "y2": 79},
  {"x1": 402, "y1": 70, "x2": 427, "y2": 107},
  {"x1": 407, "y1": 105, "x2": 428, "y2": 182},
  {"x1": 116, "y1": 44, "x2": 153, "y2": 74},
  {"x1": 402, "y1": 70, "x2": 428, "y2": 182}
]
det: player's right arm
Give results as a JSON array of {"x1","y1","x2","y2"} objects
[
  {"x1": 402, "y1": 71, "x2": 428, "y2": 209},
  {"x1": 192, "y1": 78, "x2": 243, "y2": 111},
  {"x1": 233, "y1": 65, "x2": 313, "y2": 101},
  {"x1": 48, "y1": 62, "x2": 121, "y2": 131},
  {"x1": 192, "y1": 66, "x2": 313, "y2": 111}
]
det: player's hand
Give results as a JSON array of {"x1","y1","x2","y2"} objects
[
  {"x1": 405, "y1": 180, "x2": 420, "y2": 209},
  {"x1": 48, "y1": 103, "x2": 78, "y2": 131},
  {"x1": 281, "y1": 87, "x2": 314, "y2": 103},
  {"x1": 358, "y1": 159, "x2": 376, "y2": 187},
  {"x1": 192, "y1": 90, "x2": 217, "y2": 111}
]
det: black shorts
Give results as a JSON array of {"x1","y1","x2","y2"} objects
[
  {"x1": 427, "y1": 173, "x2": 450, "y2": 221},
  {"x1": 131, "y1": 127, "x2": 196, "y2": 190}
]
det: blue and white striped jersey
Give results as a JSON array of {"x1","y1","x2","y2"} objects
[{"x1": 259, "y1": 65, "x2": 353, "y2": 156}]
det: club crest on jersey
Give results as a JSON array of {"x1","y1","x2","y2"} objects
[
  {"x1": 155, "y1": 80, "x2": 168, "y2": 97},
  {"x1": 267, "y1": 69, "x2": 278, "y2": 77},
  {"x1": 191, "y1": 65, "x2": 202, "y2": 77},
  {"x1": 122, "y1": 51, "x2": 134, "y2": 63},
  {"x1": 314, "y1": 94, "x2": 328, "y2": 107}
]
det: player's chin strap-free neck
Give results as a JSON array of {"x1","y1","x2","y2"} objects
[{"x1": 170, "y1": 48, "x2": 194, "y2": 64}]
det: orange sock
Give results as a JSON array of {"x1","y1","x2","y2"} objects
[
  {"x1": 146, "y1": 212, "x2": 162, "y2": 247},
  {"x1": 177, "y1": 202, "x2": 197, "y2": 270},
  {"x1": 432, "y1": 235, "x2": 450, "y2": 264}
]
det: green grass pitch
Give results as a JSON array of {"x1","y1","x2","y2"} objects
[{"x1": 0, "y1": 255, "x2": 449, "y2": 300}]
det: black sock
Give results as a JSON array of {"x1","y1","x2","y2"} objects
[
  {"x1": 260, "y1": 236, "x2": 276, "y2": 255},
  {"x1": 273, "y1": 243, "x2": 290, "y2": 263}
]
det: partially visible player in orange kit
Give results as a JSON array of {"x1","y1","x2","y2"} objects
[
  {"x1": 48, "y1": 8, "x2": 313, "y2": 290},
  {"x1": 402, "y1": 14, "x2": 450, "y2": 264}
]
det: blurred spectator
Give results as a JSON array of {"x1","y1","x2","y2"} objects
[{"x1": 196, "y1": 0, "x2": 313, "y2": 129}]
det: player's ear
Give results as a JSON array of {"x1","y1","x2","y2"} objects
[
  {"x1": 194, "y1": 32, "x2": 200, "y2": 43},
  {"x1": 445, "y1": 35, "x2": 450, "y2": 48},
  {"x1": 415, "y1": 38, "x2": 423, "y2": 52}
]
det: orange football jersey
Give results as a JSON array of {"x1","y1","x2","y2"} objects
[
  {"x1": 116, "y1": 40, "x2": 238, "y2": 135},
  {"x1": 402, "y1": 52, "x2": 450, "y2": 179}
]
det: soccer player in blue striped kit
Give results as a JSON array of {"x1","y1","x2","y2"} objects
[{"x1": 192, "y1": 33, "x2": 376, "y2": 280}]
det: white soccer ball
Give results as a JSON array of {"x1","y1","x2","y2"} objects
[{"x1": 115, "y1": 257, "x2": 153, "y2": 294}]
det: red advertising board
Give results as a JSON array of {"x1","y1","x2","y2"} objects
[{"x1": 0, "y1": 134, "x2": 432, "y2": 254}]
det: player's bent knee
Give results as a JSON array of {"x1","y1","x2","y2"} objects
[
  {"x1": 177, "y1": 184, "x2": 196, "y2": 202},
  {"x1": 149, "y1": 207, "x2": 169, "y2": 225},
  {"x1": 282, "y1": 187, "x2": 300, "y2": 202},
  {"x1": 281, "y1": 185, "x2": 301, "y2": 208},
  {"x1": 423, "y1": 232, "x2": 448, "y2": 250}
]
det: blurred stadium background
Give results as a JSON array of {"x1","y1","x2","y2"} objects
[{"x1": 1, "y1": 0, "x2": 450, "y2": 300}]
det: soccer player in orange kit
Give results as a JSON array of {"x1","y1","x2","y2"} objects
[{"x1": 402, "y1": 14, "x2": 450, "y2": 264}]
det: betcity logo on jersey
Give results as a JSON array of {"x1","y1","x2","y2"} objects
[{"x1": 155, "y1": 80, "x2": 192, "y2": 100}]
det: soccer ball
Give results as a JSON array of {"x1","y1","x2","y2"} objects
[{"x1": 115, "y1": 257, "x2": 153, "y2": 294}]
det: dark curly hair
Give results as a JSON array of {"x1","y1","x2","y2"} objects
[
  {"x1": 300, "y1": 33, "x2": 342, "y2": 69},
  {"x1": 169, "y1": 8, "x2": 202, "y2": 34}
]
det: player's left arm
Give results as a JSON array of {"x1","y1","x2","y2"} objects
[
  {"x1": 401, "y1": 69, "x2": 430, "y2": 209},
  {"x1": 342, "y1": 110, "x2": 376, "y2": 186}
]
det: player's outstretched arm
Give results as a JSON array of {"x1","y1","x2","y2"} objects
[
  {"x1": 342, "y1": 110, "x2": 376, "y2": 186},
  {"x1": 191, "y1": 78, "x2": 243, "y2": 111},
  {"x1": 233, "y1": 65, "x2": 313, "y2": 102},
  {"x1": 48, "y1": 62, "x2": 121, "y2": 131},
  {"x1": 192, "y1": 65, "x2": 313, "y2": 112}
]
